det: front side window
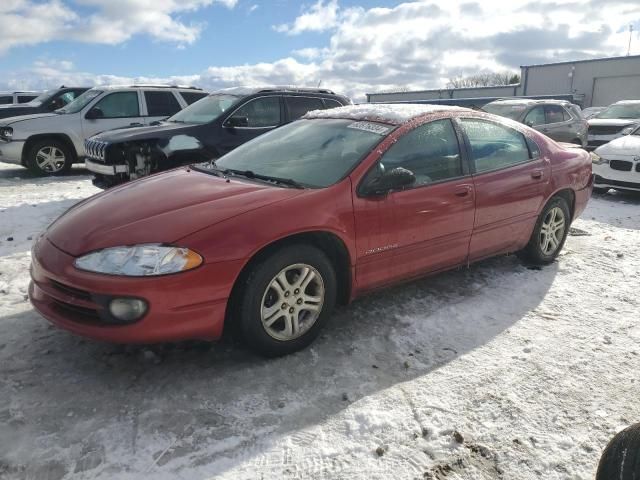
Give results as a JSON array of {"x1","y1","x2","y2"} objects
[
  {"x1": 524, "y1": 106, "x2": 546, "y2": 126},
  {"x1": 226, "y1": 96, "x2": 281, "y2": 128},
  {"x1": 459, "y1": 119, "x2": 531, "y2": 173},
  {"x1": 58, "y1": 91, "x2": 77, "y2": 105},
  {"x1": 58, "y1": 89, "x2": 102, "y2": 114},
  {"x1": 144, "y1": 91, "x2": 181, "y2": 117},
  {"x1": 323, "y1": 98, "x2": 344, "y2": 109},
  {"x1": 213, "y1": 118, "x2": 389, "y2": 187},
  {"x1": 545, "y1": 105, "x2": 566, "y2": 124},
  {"x1": 373, "y1": 119, "x2": 463, "y2": 187},
  {"x1": 92, "y1": 91, "x2": 140, "y2": 118},
  {"x1": 285, "y1": 96, "x2": 325, "y2": 121}
]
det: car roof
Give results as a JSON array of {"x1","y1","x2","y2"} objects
[
  {"x1": 488, "y1": 98, "x2": 571, "y2": 106},
  {"x1": 303, "y1": 103, "x2": 471, "y2": 125},
  {"x1": 613, "y1": 100, "x2": 640, "y2": 105},
  {"x1": 89, "y1": 84, "x2": 203, "y2": 91},
  {"x1": 211, "y1": 86, "x2": 338, "y2": 96}
]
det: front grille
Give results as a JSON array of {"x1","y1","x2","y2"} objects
[
  {"x1": 49, "y1": 278, "x2": 92, "y2": 301},
  {"x1": 589, "y1": 125, "x2": 625, "y2": 135},
  {"x1": 610, "y1": 160, "x2": 633, "y2": 172},
  {"x1": 84, "y1": 139, "x2": 109, "y2": 162}
]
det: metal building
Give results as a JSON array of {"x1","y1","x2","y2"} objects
[{"x1": 366, "y1": 55, "x2": 640, "y2": 107}]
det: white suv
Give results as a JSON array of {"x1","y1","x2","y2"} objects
[{"x1": 0, "y1": 85, "x2": 208, "y2": 175}]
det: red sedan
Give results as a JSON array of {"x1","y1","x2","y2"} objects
[{"x1": 29, "y1": 104, "x2": 593, "y2": 356}]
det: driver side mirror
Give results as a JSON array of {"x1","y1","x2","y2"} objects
[
  {"x1": 85, "y1": 107, "x2": 104, "y2": 120},
  {"x1": 360, "y1": 167, "x2": 416, "y2": 197},
  {"x1": 225, "y1": 115, "x2": 249, "y2": 128}
]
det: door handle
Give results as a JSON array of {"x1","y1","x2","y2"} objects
[
  {"x1": 454, "y1": 185, "x2": 472, "y2": 197},
  {"x1": 531, "y1": 170, "x2": 543, "y2": 179}
]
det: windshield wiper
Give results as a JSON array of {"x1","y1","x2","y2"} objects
[{"x1": 224, "y1": 169, "x2": 305, "y2": 189}]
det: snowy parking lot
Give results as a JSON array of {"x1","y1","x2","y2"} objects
[{"x1": 1, "y1": 162, "x2": 639, "y2": 480}]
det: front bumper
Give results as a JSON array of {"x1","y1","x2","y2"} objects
[
  {"x1": 0, "y1": 140, "x2": 25, "y2": 165},
  {"x1": 85, "y1": 158, "x2": 128, "y2": 176},
  {"x1": 29, "y1": 236, "x2": 243, "y2": 343},
  {"x1": 593, "y1": 158, "x2": 640, "y2": 191}
]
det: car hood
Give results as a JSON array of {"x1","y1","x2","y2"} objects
[
  {"x1": 595, "y1": 135, "x2": 640, "y2": 156},
  {"x1": 91, "y1": 122, "x2": 195, "y2": 143},
  {"x1": 46, "y1": 167, "x2": 305, "y2": 257},
  {"x1": 588, "y1": 118, "x2": 639, "y2": 127},
  {"x1": 1, "y1": 112, "x2": 58, "y2": 126}
]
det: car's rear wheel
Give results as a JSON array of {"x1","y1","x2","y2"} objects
[
  {"x1": 237, "y1": 245, "x2": 336, "y2": 357},
  {"x1": 26, "y1": 138, "x2": 73, "y2": 176},
  {"x1": 518, "y1": 196, "x2": 570, "y2": 265},
  {"x1": 596, "y1": 423, "x2": 640, "y2": 480}
]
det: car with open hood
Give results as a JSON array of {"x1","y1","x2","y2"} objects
[{"x1": 29, "y1": 104, "x2": 593, "y2": 357}]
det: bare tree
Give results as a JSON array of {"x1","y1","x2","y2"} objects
[{"x1": 447, "y1": 71, "x2": 520, "y2": 89}]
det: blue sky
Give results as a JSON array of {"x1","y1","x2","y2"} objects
[{"x1": 1, "y1": 0, "x2": 640, "y2": 98}]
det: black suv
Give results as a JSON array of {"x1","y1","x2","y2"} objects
[
  {"x1": 85, "y1": 87, "x2": 351, "y2": 187},
  {"x1": 0, "y1": 86, "x2": 89, "y2": 120}
]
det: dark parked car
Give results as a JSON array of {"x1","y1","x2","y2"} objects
[
  {"x1": 30, "y1": 104, "x2": 592, "y2": 357},
  {"x1": 483, "y1": 99, "x2": 588, "y2": 147},
  {"x1": 84, "y1": 86, "x2": 351, "y2": 187},
  {"x1": 0, "y1": 86, "x2": 89, "y2": 120}
]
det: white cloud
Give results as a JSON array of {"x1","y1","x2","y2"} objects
[
  {"x1": 274, "y1": 0, "x2": 339, "y2": 35},
  {"x1": 2, "y1": 1, "x2": 640, "y2": 101},
  {"x1": 0, "y1": 0, "x2": 237, "y2": 53}
]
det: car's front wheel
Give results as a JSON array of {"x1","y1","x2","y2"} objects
[
  {"x1": 237, "y1": 245, "x2": 336, "y2": 357},
  {"x1": 26, "y1": 138, "x2": 73, "y2": 176},
  {"x1": 518, "y1": 196, "x2": 571, "y2": 265}
]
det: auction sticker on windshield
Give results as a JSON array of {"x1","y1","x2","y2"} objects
[{"x1": 347, "y1": 122, "x2": 392, "y2": 135}]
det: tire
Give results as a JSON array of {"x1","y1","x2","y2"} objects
[
  {"x1": 518, "y1": 196, "x2": 571, "y2": 265},
  {"x1": 237, "y1": 245, "x2": 337, "y2": 357},
  {"x1": 592, "y1": 187, "x2": 609, "y2": 195},
  {"x1": 596, "y1": 424, "x2": 640, "y2": 480},
  {"x1": 26, "y1": 138, "x2": 73, "y2": 176}
]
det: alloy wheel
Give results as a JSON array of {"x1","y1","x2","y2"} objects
[
  {"x1": 539, "y1": 206, "x2": 566, "y2": 255},
  {"x1": 260, "y1": 263, "x2": 325, "y2": 341},
  {"x1": 36, "y1": 146, "x2": 66, "y2": 173}
]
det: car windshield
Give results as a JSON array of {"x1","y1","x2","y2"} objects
[
  {"x1": 57, "y1": 89, "x2": 102, "y2": 114},
  {"x1": 168, "y1": 94, "x2": 240, "y2": 124},
  {"x1": 208, "y1": 118, "x2": 392, "y2": 188},
  {"x1": 595, "y1": 104, "x2": 640, "y2": 119},
  {"x1": 25, "y1": 89, "x2": 57, "y2": 106},
  {"x1": 482, "y1": 103, "x2": 528, "y2": 120}
]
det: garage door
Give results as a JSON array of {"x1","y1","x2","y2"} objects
[{"x1": 592, "y1": 75, "x2": 640, "y2": 106}]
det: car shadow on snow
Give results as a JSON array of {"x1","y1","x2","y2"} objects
[
  {"x1": 589, "y1": 190, "x2": 640, "y2": 230},
  {"x1": 0, "y1": 255, "x2": 559, "y2": 479}
]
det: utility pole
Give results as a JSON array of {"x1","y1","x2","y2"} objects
[{"x1": 627, "y1": 24, "x2": 633, "y2": 56}]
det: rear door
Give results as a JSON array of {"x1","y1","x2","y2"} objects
[
  {"x1": 283, "y1": 96, "x2": 325, "y2": 123},
  {"x1": 458, "y1": 118, "x2": 550, "y2": 261},
  {"x1": 217, "y1": 95, "x2": 282, "y2": 155},
  {"x1": 81, "y1": 90, "x2": 145, "y2": 140},
  {"x1": 542, "y1": 104, "x2": 573, "y2": 142}
]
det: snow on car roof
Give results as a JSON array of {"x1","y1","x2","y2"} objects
[{"x1": 303, "y1": 103, "x2": 469, "y2": 125}]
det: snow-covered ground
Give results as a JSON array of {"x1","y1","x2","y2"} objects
[{"x1": 1, "y1": 162, "x2": 639, "y2": 480}]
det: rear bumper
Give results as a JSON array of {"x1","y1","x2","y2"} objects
[
  {"x1": 29, "y1": 236, "x2": 242, "y2": 343},
  {"x1": 0, "y1": 140, "x2": 25, "y2": 164},
  {"x1": 85, "y1": 158, "x2": 128, "y2": 176},
  {"x1": 574, "y1": 174, "x2": 594, "y2": 220}
]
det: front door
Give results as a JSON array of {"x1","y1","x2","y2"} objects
[
  {"x1": 457, "y1": 118, "x2": 550, "y2": 261},
  {"x1": 353, "y1": 119, "x2": 475, "y2": 289},
  {"x1": 218, "y1": 96, "x2": 282, "y2": 155}
]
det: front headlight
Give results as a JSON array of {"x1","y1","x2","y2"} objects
[
  {"x1": 74, "y1": 244, "x2": 203, "y2": 276},
  {"x1": 0, "y1": 126, "x2": 12, "y2": 140},
  {"x1": 590, "y1": 152, "x2": 605, "y2": 165}
]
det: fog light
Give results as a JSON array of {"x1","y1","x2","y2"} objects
[{"x1": 108, "y1": 298, "x2": 147, "y2": 322}]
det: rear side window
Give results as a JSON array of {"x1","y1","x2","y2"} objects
[
  {"x1": 545, "y1": 105, "x2": 566, "y2": 124},
  {"x1": 144, "y1": 91, "x2": 182, "y2": 117},
  {"x1": 285, "y1": 96, "x2": 325, "y2": 120},
  {"x1": 524, "y1": 106, "x2": 545, "y2": 126},
  {"x1": 227, "y1": 96, "x2": 281, "y2": 128},
  {"x1": 18, "y1": 95, "x2": 37, "y2": 103},
  {"x1": 180, "y1": 91, "x2": 209, "y2": 105},
  {"x1": 0, "y1": 96, "x2": 12, "y2": 105},
  {"x1": 323, "y1": 98, "x2": 344, "y2": 109},
  {"x1": 459, "y1": 119, "x2": 531, "y2": 173},
  {"x1": 377, "y1": 119, "x2": 463, "y2": 187},
  {"x1": 93, "y1": 91, "x2": 140, "y2": 118}
]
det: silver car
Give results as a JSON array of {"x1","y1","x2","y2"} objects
[
  {"x1": 0, "y1": 85, "x2": 208, "y2": 176},
  {"x1": 483, "y1": 99, "x2": 588, "y2": 147},
  {"x1": 587, "y1": 100, "x2": 640, "y2": 151}
]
